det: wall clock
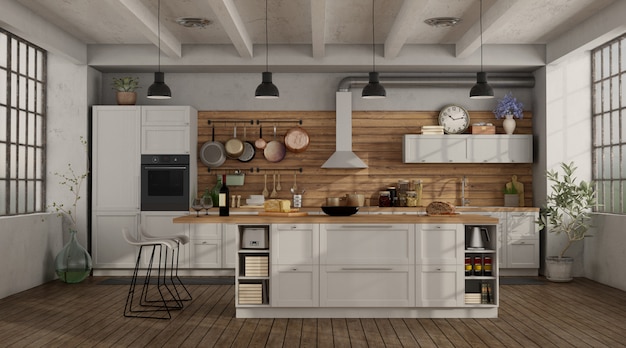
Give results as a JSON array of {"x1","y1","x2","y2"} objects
[{"x1": 438, "y1": 105, "x2": 470, "y2": 134}]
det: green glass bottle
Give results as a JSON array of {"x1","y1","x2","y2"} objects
[
  {"x1": 210, "y1": 175, "x2": 222, "y2": 206},
  {"x1": 54, "y1": 229, "x2": 92, "y2": 283}
]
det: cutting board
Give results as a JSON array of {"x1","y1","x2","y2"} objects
[{"x1": 258, "y1": 211, "x2": 308, "y2": 217}]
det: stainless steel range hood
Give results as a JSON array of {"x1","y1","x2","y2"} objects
[{"x1": 322, "y1": 91, "x2": 367, "y2": 168}]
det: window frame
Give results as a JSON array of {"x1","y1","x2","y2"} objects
[{"x1": 0, "y1": 27, "x2": 47, "y2": 216}]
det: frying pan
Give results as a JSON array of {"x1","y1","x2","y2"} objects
[
  {"x1": 264, "y1": 125, "x2": 286, "y2": 162},
  {"x1": 200, "y1": 125, "x2": 226, "y2": 168},
  {"x1": 224, "y1": 125, "x2": 244, "y2": 159},
  {"x1": 238, "y1": 126, "x2": 256, "y2": 163},
  {"x1": 284, "y1": 125, "x2": 310, "y2": 153},
  {"x1": 255, "y1": 125, "x2": 266, "y2": 150}
]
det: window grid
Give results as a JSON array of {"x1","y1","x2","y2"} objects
[
  {"x1": 592, "y1": 33, "x2": 626, "y2": 214},
  {"x1": 0, "y1": 28, "x2": 46, "y2": 216}
]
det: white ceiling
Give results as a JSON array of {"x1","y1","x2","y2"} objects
[{"x1": 11, "y1": 0, "x2": 620, "y2": 73}]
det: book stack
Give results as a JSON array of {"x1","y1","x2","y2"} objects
[
  {"x1": 464, "y1": 293, "x2": 482, "y2": 304},
  {"x1": 480, "y1": 282, "x2": 494, "y2": 304},
  {"x1": 421, "y1": 125, "x2": 444, "y2": 135},
  {"x1": 238, "y1": 283, "x2": 264, "y2": 304},
  {"x1": 244, "y1": 255, "x2": 269, "y2": 277}
]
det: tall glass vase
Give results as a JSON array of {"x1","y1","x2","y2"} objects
[{"x1": 54, "y1": 229, "x2": 92, "y2": 283}]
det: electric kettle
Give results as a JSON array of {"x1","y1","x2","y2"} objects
[{"x1": 468, "y1": 227, "x2": 490, "y2": 250}]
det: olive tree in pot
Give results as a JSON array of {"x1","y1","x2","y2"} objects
[{"x1": 537, "y1": 162, "x2": 596, "y2": 282}]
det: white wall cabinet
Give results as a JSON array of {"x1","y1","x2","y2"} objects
[
  {"x1": 403, "y1": 134, "x2": 533, "y2": 163},
  {"x1": 141, "y1": 106, "x2": 197, "y2": 155},
  {"x1": 92, "y1": 106, "x2": 141, "y2": 270}
]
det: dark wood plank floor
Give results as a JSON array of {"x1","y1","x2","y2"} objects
[{"x1": 1, "y1": 277, "x2": 625, "y2": 347}]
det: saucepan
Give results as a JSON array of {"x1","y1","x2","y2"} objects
[
  {"x1": 345, "y1": 193, "x2": 365, "y2": 207},
  {"x1": 325, "y1": 197, "x2": 344, "y2": 207}
]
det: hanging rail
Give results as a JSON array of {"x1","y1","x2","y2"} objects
[
  {"x1": 256, "y1": 119, "x2": 302, "y2": 125},
  {"x1": 256, "y1": 167, "x2": 303, "y2": 173},
  {"x1": 207, "y1": 120, "x2": 254, "y2": 125},
  {"x1": 207, "y1": 167, "x2": 255, "y2": 173}
]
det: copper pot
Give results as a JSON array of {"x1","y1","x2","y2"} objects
[{"x1": 325, "y1": 197, "x2": 343, "y2": 207}]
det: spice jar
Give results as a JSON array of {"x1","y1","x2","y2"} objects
[
  {"x1": 484, "y1": 256, "x2": 493, "y2": 276},
  {"x1": 378, "y1": 191, "x2": 391, "y2": 207},
  {"x1": 397, "y1": 180, "x2": 409, "y2": 207},
  {"x1": 387, "y1": 186, "x2": 397, "y2": 207},
  {"x1": 406, "y1": 191, "x2": 418, "y2": 207}
]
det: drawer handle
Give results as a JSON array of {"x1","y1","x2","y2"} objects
[
  {"x1": 338, "y1": 225, "x2": 393, "y2": 229},
  {"x1": 340, "y1": 267, "x2": 393, "y2": 271}
]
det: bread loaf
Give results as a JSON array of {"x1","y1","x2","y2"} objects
[
  {"x1": 426, "y1": 201, "x2": 456, "y2": 215},
  {"x1": 264, "y1": 199, "x2": 291, "y2": 213}
]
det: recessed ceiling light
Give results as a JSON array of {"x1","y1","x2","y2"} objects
[
  {"x1": 424, "y1": 17, "x2": 462, "y2": 28},
  {"x1": 175, "y1": 17, "x2": 212, "y2": 28}
]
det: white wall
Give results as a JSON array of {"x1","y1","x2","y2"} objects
[
  {"x1": 0, "y1": 213, "x2": 62, "y2": 299},
  {"x1": 585, "y1": 214, "x2": 626, "y2": 291}
]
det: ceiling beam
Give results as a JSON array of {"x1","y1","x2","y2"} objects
[
  {"x1": 384, "y1": 0, "x2": 428, "y2": 59},
  {"x1": 206, "y1": 0, "x2": 253, "y2": 59},
  {"x1": 112, "y1": 0, "x2": 182, "y2": 58},
  {"x1": 311, "y1": 0, "x2": 326, "y2": 59},
  {"x1": 455, "y1": 0, "x2": 521, "y2": 59}
]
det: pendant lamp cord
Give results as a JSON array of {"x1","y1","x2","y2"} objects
[
  {"x1": 265, "y1": 0, "x2": 269, "y2": 72},
  {"x1": 157, "y1": 0, "x2": 161, "y2": 73},
  {"x1": 479, "y1": 0, "x2": 483, "y2": 72},
  {"x1": 371, "y1": 0, "x2": 376, "y2": 72}
]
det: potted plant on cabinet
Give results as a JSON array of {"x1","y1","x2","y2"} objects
[
  {"x1": 493, "y1": 92, "x2": 523, "y2": 134},
  {"x1": 537, "y1": 162, "x2": 596, "y2": 282},
  {"x1": 112, "y1": 76, "x2": 140, "y2": 105}
]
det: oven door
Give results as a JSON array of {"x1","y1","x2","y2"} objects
[{"x1": 141, "y1": 163, "x2": 190, "y2": 211}]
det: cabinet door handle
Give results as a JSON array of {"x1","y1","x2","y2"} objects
[{"x1": 340, "y1": 267, "x2": 393, "y2": 271}]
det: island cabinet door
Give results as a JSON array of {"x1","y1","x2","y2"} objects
[
  {"x1": 271, "y1": 264, "x2": 319, "y2": 307},
  {"x1": 416, "y1": 265, "x2": 464, "y2": 307},
  {"x1": 319, "y1": 224, "x2": 414, "y2": 265},
  {"x1": 271, "y1": 224, "x2": 319, "y2": 265},
  {"x1": 320, "y1": 265, "x2": 415, "y2": 307},
  {"x1": 415, "y1": 224, "x2": 464, "y2": 265}
]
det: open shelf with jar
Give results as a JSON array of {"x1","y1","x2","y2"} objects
[
  {"x1": 236, "y1": 225, "x2": 270, "y2": 306},
  {"x1": 463, "y1": 225, "x2": 498, "y2": 306}
]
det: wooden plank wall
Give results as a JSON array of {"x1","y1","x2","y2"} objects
[{"x1": 197, "y1": 111, "x2": 534, "y2": 207}]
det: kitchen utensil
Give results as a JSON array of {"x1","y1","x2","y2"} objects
[
  {"x1": 292, "y1": 171, "x2": 297, "y2": 190},
  {"x1": 345, "y1": 193, "x2": 365, "y2": 206},
  {"x1": 468, "y1": 227, "x2": 490, "y2": 250},
  {"x1": 284, "y1": 125, "x2": 310, "y2": 153},
  {"x1": 263, "y1": 125, "x2": 286, "y2": 162},
  {"x1": 321, "y1": 206, "x2": 359, "y2": 216},
  {"x1": 325, "y1": 197, "x2": 343, "y2": 206},
  {"x1": 255, "y1": 125, "x2": 266, "y2": 150},
  {"x1": 276, "y1": 173, "x2": 281, "y2": 191},
  {"x1": 238, "y1": 126, "x2": 256, "y2": 162},
  {"x1": 262, "y1": 173, "x2": 269, "y2": 198},
  {"x1": 270, "y1": 172, "x2": 278, "y2": 198},
  {"x1": 225, "y1": 125, "x2": 244, "y2": 159},
  {"x1": 199, "y1": 125, "x2": 226, "y2": 168}
]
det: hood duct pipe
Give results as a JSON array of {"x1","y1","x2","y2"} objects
[{"x1": 322, "y1": 73, "x2": 535, "y2": 169}]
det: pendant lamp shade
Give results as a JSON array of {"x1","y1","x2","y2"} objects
[
  {"x1": 147, "y1": 0, "x2": 171, "y2": 100},
  {"x1": 255, "y1": 0, "x2": 279, "y2": 99},
  {"x1": 362, "y1": 0, "x2": 385, "y2": 99},
  {"x1": 470, "y1": 0, "x2": 493, "y2": 99}
]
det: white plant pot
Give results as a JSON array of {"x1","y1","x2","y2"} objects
[
  {"x1": 502, "y1": 115, "x2": 516, "y2": 134},
  {"x1": 545, "y1": 256, "x2": 574, "y2": 282}
]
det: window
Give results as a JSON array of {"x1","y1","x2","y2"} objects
[
  {"x1": 0, "y1": 28, "x2": 46, "y2": 215},
  {"x1": 592, "y1": 34, "x2": 626, "y2": 214}
]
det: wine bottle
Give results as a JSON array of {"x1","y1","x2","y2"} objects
[
  {"x1": 210, "y1": 175, "x2": 222, "y2": 205},
  {"x1": 219, "y1": 174, "x2": 229, "y2": 216}
]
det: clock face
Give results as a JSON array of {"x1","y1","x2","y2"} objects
[{"x1": 438, "y1": 105, "x2": 470, "y2": 134}]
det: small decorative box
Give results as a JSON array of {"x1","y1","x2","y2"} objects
[{"x1": 471, "y1": 125, "x2": 496, "y2": 134}]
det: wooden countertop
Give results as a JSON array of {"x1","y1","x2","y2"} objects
[{"x1": 173, "y1": 213, "x2": 498, "y2": 224}]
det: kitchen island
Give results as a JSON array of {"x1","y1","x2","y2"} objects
[{"x1": 174, "y1": 213, "x2": 500, "y2": 318}]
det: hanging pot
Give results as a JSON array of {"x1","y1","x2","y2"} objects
[
  {"x1": 284, "y1": 125, "x2": 310, "y2": 153},
  {"x1": 200, "y1": 125, "x2": 226, "y2": 168},
  {"x1": 255, "y1": 125, "x2": 266, "y2": 150},
  {"x1": 264, "y1": 125, "x2": 286, "y2": 162},
  {"x1": 225, "y1": 125, "x2": 244, "y2": 159},
  {"x1": 238, "y1": 126, "x2": 256, "y2": 163}
]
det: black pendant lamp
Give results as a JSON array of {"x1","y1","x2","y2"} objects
[
  {"x1": 469, "y1": 0, "x2": 493, "y2": 99},
  {"x1": 362, "y1": 0, "x2": 386, "y2": 99},
  {"x1": 255, "y1": 0, "x2": 279, "y2": 99},
  {"x1": 147, "y1": 0, "x2": 172, "y2": 99}
]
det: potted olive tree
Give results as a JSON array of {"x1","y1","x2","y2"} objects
[
  {"x1": 112, "y1": 76, "x2": 140, "y2": 105},
  {"x1": 537, "y1": 162, "x2": 596, "y2": 282}
]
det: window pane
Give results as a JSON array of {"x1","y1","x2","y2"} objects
[
  {"x1": 602, "y1": 79, "x2": 610, "y2": 111},
  {"x1": 18, "y1": 75, "x2": 26, "y2": 109},
  {"x1": 19, "y1": 110, "x2": 26, "y2": 144},
  {"x1": 0, "y1": 142, "x2": 5, "y2": 177},
  {"x1": 10, "y1": 73, "x2": 17, "y2": 106},
  {"x1": 36, "y1": 82, "x2": 43, "y2": 113},
  {"x1": 594, "y1": 50, "x2": 603, "y2": 82},
  {"x1": 19, "y1": 42, "x2": 27, "y2": 73},
  {"x1": 611, "y1": 76, "x2": 620, "y2": 110},
  {"x1": 622, "y1": 145, "x2": 626, "y2": 179},
  {"x1": 0, "y1": 68, "x2": 6, "y2": 104},
  {"x1": 612, "y1": 146, "x2": 620, "y2": 178},
  {"x1": 0, "y1": 106, "x2": 5, "y2": 141},
  {"x1": 611, "y1": 42, "x2": 620, "y2": 76},
  {"x1": 10, "y1": 39, "x2": 17, "y2": 71},
  {"x1": 603, "y1": 46, "x2": 610, "y2": 79},
  {"x1": 603, "y1": 147, "x2": 611, "y2": 179},
  {"x1": 602, "y1": 182, "x2": 612, "y2": 211},
  {"x1": 9, "y1": 180, "x2": 16, "y2": 214},
  {"x1": 603, "y1": 113, "x2": 611, "y2": 144},
  {"x1": 595, "y1": 82, "x2": 603, "y2": 114},
  {"x1": 27, "y1": 47, "x2": 36, "y2": 77},
  {"x1": 0, "y1": 33, "x2": 6, "y2": 68},
  {"x1": 594, "y1": 116, "x2": 602, "y2": 146},
  {"x1": 612, "y1": 111, "x2": 620, "y2": 144}
]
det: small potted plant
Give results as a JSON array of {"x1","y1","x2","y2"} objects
[
  {"x1": 112, "y1": 76, "x2": 140, "y2": 105},
  {"x1": 493, "y1": 92, "x2": 523, "y2": 134},
  {"x1": 537, "y1": 162, "x2": 596, "y2": 282},
  {"x1": 503, "y1": 185, "x2": 519, "y2": 207}
]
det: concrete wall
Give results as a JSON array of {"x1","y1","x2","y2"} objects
[
  {"x1": 0, "y1": 213, "x2": 62, "y2": 299},
  {"x1": 585, "y1": 214, "x2": 626, "y2": 291}
]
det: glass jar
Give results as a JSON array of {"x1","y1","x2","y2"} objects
[
  {"x1": 387, "y1": 186, "x2": 397, "y2": 207},
  {"x1": 378, "y1": 191, "x2": 391, "y2": 207},
  {"x1": 397, "y1": 180, "x2": 409, "y2": 207},
  {"x1": 406, "y1": 191, "x2": 418, "y2": 207}
]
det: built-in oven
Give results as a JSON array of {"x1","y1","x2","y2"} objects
[{"x1": 141, "y1": 154, "x2": 190, "y2": 211}]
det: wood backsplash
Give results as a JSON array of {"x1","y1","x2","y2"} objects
[{"x1": 196, "y1": 110, "x2": 534, "y2": 207}]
